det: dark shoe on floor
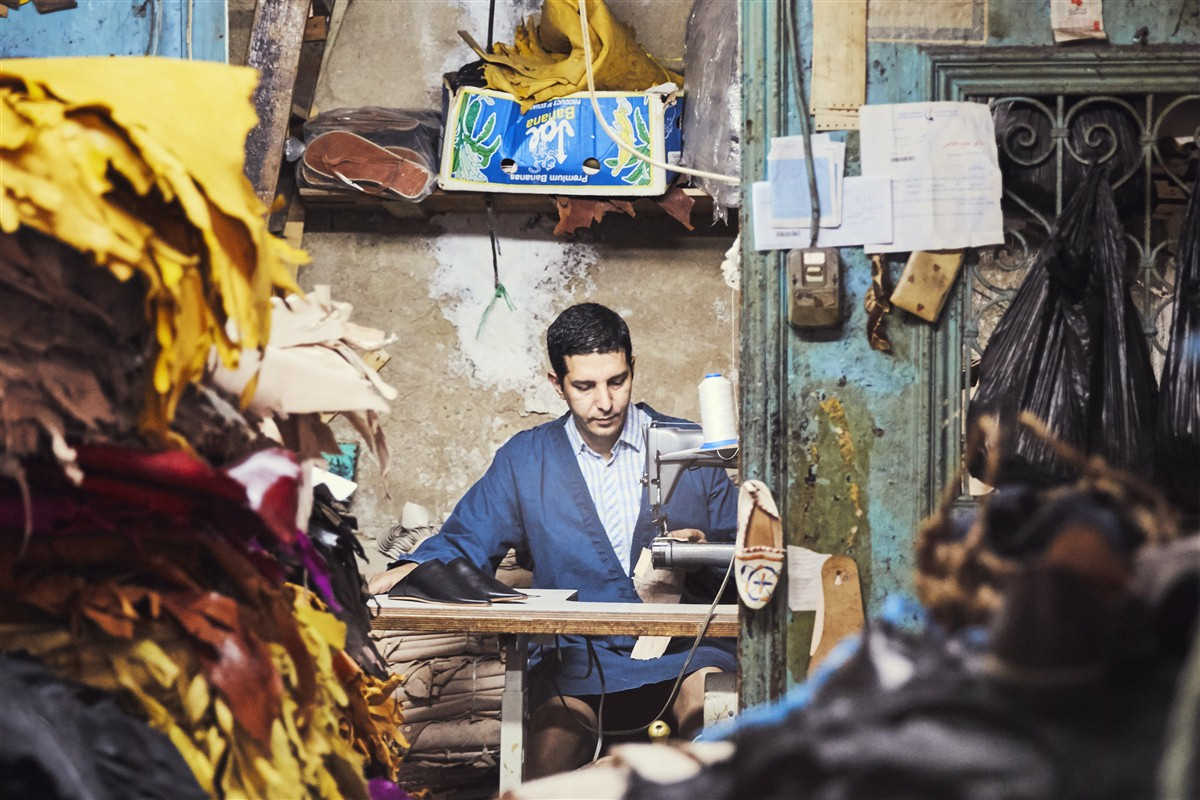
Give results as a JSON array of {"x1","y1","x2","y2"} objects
[
  {"x1": 446, "y1": 557, "x2": 527, "y2": 602},
  {"x1": 388, "y1": 559, "x2": 492, "y2": 604}
]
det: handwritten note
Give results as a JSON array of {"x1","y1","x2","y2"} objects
[{"x1": 860, "y1": 102, "x2": 1004, "y2": 253}]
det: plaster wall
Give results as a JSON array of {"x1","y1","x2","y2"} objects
[{"x1": 291, "y1": 0, "x2": 736, "y2": 573}]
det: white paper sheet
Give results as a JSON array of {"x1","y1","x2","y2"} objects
[
  {"x1": 751, "y1": 178, "x2": 893, "y2": 251},
  {"x1": 311, "y1": 464, "x2": 357, "y2": 501},
  {"x1": 786, "y1": 546, "x2": 831, "y2": 612},
  {"x1": 860, "y1": 102, "x2": 1004, "y2": 253},
  {"x1": 767, "y1": 134, "x2": 846, "y2": 227}
]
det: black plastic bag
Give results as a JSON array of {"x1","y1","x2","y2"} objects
[
  {"x1": 1157, "y1": 171, "x2": 1200, "y2": 516},
  {"x1": 968, "y1": 167, "x2": 1157, "y2": 485}
]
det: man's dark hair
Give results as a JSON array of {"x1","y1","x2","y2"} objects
[{"x1": 546, "y1": 303, "x2": 633, "y2": 379}]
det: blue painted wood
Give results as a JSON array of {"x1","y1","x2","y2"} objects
[
  {"x1": 741, "y1": 0, "x2": 1200, "y2": 687},
  {"x1": 0, "y1": 0, "x2": 227, "y2": 61}
]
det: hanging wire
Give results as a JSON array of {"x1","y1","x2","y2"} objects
[
  {"x1": 476, "y1": 197, "x2": 515, "y2": 339},
  {"x1": 781, "y1": 0, "x2": 821, "y2": 246}
]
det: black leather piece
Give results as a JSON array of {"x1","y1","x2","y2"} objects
[
  {"x1": 446, "y1": 557, "x2": 527, "y2": 601},
  {"x1": 387, "y1": 559, "x2": 491, "y2": 604}
]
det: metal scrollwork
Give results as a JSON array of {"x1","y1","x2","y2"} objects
[{"x1": 970, "y1": 92, "x2": 1199, "y2": 370}]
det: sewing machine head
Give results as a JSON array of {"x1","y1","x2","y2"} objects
[{"x1": 644, "y1": 421, "x2": 738, "y2": 535}]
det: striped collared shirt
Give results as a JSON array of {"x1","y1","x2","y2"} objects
[{"x1": 563, "y1": 403, "x2": 649, "y2": 575}]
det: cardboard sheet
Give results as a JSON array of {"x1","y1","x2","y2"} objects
[
  {"x1": 811, "y1": 0, "x2": 866, "y2": 131},
  {"x1": 868, "y1": 0, "x2": 987, "y2": 43}
]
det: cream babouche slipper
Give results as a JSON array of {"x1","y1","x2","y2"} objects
[{"x1": 734, "y1": 479, "x2": 785, "y2": 609}]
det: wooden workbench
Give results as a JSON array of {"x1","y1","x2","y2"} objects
[{"x1": 371, "y1": 590, "x2": 738, "y2": 792}]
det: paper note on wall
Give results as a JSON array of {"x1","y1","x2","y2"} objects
[
  {"x1": 787, "y1": 546, "x2": 831, "y2": 611},
  {"x1": 751, "y1": 178, "x2": 893, "y2": 251},
  {"x1": 767, "y1": 135, "x2": 845, "y2": 228},
  {"x1": 860, "y1": 101, "x2": 1004, "y2": 253},
  {"x1": 1051, "y1": 0, "x2": 1105, "y2": 43}
]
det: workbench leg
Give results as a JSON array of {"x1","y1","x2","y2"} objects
[{"x1": 499, "y1": 633, "x2": 528, "y2": 794}]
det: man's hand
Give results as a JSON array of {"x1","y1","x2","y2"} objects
[
  {"x1": 666, "y1": 528, "x2": 707, "y2": 543},
  {"x1": 366, "y1": 562, "x2": 418, "y2": 595}
]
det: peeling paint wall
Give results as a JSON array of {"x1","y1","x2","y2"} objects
[
  {"x1": 302, "y1": 220, "x2": 736, "y2": 574},
  {"x1": 291, "y1": 0, "x2": 734, "y2": 574}
]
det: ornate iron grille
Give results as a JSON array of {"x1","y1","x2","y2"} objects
[
  {"x1": 972, "y1": 92, "x2": 1198, "y2": 370},
  {"x1": 924, "y1": 47, "x2": 1200, "y2": 510}
]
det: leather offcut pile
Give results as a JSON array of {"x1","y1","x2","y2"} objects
[
  {"x1": 0, "y1": 58, "x2": 407, "y2": 800},
  {"x1": 209, "y1": 283, "x2": 397, "y2": 472},
  {"x1": 463, "y1": 0, "x2": 681, "y2": 112},
  {"x1": 0, "y1": 58, "x2": 306, "y2": 441}
]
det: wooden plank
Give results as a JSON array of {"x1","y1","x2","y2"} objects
[
  {"x1": 31, "y1": 0, "x2": 76, "y2": 12},
  {"x1": 244, "y1": 0, "x2": 311, "y2": 204},
  {"x1": 303, "y1": 14, "x2": 327, "y2": 41},
  {"x1": 738, "y1": 0, "x2": 789, "y2": 709},
  {"x1": 498, "y1": 634, "x2": 527, "y2": 794},
  {"x1": 371, "y1": 601, "x2": 739, "y2": 638}
]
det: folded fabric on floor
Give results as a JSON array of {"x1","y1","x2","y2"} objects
[{"x1": 373, "y1": 630, "x2": 504, "y2": 764}]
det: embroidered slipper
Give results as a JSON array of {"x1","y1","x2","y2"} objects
[{"x1": 734, "y1": 479, "x2": 785, "y2": 609}]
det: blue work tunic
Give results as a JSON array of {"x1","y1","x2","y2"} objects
[{"x1": 405, "y1": 402, "x2": 738, "y2": 697}]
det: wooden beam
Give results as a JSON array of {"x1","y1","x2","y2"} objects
[{"x1": 244, "y1": 0, "x2": 311, "y2": 205}]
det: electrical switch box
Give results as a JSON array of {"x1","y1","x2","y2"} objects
[{"x1": 787, "y1": 248, "x2": 843, "y2": 328}]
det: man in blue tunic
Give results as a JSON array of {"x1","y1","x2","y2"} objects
[{"x1": 368, "y1": 303, "x2": 737, "y2": 777}]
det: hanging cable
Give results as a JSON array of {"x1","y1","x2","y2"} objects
[
  {"x1": 186, "y1": 0, "x2": 194, "y2": 59},
  {"x1": 781, "y1": 0, "x2": 821, "y2": 246},
  {"x1": 575, "y1": 0, "x2": 739, "y2": 185},
  {"x1": 476, "y1": 197, "x2": 515, "y2": 339},
  {"x1": 552, "y1": 548, "x2": 737, "y2": 751}
]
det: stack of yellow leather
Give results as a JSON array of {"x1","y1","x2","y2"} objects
[
  {"x1": 0, "y1": 58, "x2": 305, "y2": 439},
  {"x1": 467, "y1": 0, "x2": 681, "y2": 111},
  {"x1": 0, "y1": 57, "x2": 407, "y2": 799}
]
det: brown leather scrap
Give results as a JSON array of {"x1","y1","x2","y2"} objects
[
  {"x1": 552, "y1": 196, "x2": 635, "y2": 236},
  {"x1": 655, "y1": 185, "x2": 696, "y2": 231},
  {"x1": 864, "y1": 254, "x2": 894, "y2": 353}
]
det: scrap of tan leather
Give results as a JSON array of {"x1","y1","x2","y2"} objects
[
  {"x1": 462, "y1": 0, "x2": 682, "y2": 111},
  {"x1": 808, "y1": 555, "x2": 865, "y2": 676},
  {"x1": 890, "y1": 249, "x2": 965, "y2": 322}
]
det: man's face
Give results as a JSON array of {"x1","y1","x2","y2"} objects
[{"x1": 549, "y1": 350, "x2": 634, "y2": 450}]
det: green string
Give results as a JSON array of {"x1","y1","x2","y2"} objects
[{"x1": 476, "y1": 198, "x2": 516, "y2": 339}]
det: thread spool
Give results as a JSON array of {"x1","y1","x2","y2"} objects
[{"x1": 698, "y1": 372, "x2": 737, "y2": 450}]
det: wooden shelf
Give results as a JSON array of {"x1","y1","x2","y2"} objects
[{"x1": 299, "y1": 185, "x2": 720, "y2": 222}]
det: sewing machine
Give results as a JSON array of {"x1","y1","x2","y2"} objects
[{"x1": 643, "y1": 421, "x2": 738, "y2": 570}]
